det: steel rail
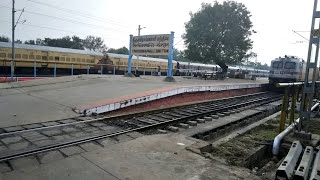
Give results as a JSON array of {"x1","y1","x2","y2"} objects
[
  {"x1": 0, "y1": 94, "x2": 280, "y2": 162},
  {"x1": 0, "y1": 92, "x2": 273, "y2": 137}
]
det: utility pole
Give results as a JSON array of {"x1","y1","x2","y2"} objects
[
  {"x1": 135, "y1": 25, "x2": 145, "y2": 75},
  {"x1": 10, "y1": 0, "x2": 25, "y2": 81},
  {"x1": 11, "y1": 0, "x2": 15, "y2": 81}
]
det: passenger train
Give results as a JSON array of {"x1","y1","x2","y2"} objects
[
  {"x1": 177, "y1": 61, "x2": 269, "y2": 79},
  {"x1": 0, "y1": 42, "x2": 268, "y2": 78},
  {"x1": 269, "y1": 55, "x2": 320, "y2": 84}
]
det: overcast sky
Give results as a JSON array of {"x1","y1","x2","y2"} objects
[{"x1": 0, "y1": 0, "x2": 315, "y2": 65}]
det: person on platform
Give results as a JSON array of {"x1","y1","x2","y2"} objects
[
  {"x1": 175, "y1": 62, "x2": 180, "y2": 76},
  {"x1": 157, "y1": 65, "x2": 161, "y2": 76}
]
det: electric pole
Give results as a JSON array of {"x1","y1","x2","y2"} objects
[
  {"x1": 10, "y1": 0, "x2": 25, "y2": 81},
  {"x1": 135, "y1": 25, "x2": 145, "y2": 75},
  {"x1": 11, "y1": 0, "x2": 15, "y2": 81}
]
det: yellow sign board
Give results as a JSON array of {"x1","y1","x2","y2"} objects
[{"x1": 132, "y1": 34, "x2": 170, "y2": 56}]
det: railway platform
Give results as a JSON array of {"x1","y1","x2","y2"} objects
[
  {"x1": 0, "y1": 78, "x2": 278, "y2": 180},
  {"x1": 0, "y1": 75, "x2": 267, "y2": 128}
]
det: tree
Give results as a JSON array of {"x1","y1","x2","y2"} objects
[
  {"x1": 83, "y1": 35, "x2": 107, "y2": 53},
  {"x1": 71, "y1": 36, "x2": 83, "y2": 49},
  {"x1": 15, "y1": 39, "x2": 22, "y2": 44},
  {"x1": 24, "y1": 40, "x2": 36, "y2": 45},
  {"x1": 107, "y1": 46, "x2": 129, "y2": 54},
  {"x1": 36, "y1": 38, "x2": 45, "y2": 45},
  {"x1": 183, "y1": 1, "x2": 254, "y2": 73},
  {"x1": 256, "y1": 62, "x2": 270, "y2": 70},
  {"x1": 28, "y1": 36, "x2": 84, "y2": 49},
  {"x1": 42, "y1": 36, "x2": 79, "y2": 49},
  {"x1": 0, "y1": 36, "x2": 9, "y2": 42},
  {"x1": 173, "y1": 49, "x2": 190, "y2": 62},
  {"x1": 23, "y1": 35, "x2": 108, "y2": 52}
]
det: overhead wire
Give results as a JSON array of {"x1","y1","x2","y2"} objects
[
  {"x1": 24, "y1": 10, "x2": 130, "y2": 33},
  {"x1": 25, "y1": 0, "x2": 134, "y2": 27},
  {"x1": 0, "y1": 19, "x2": 127, "y2": 43},
  {"x1": 0, "y1": 5, "x2": 130, "y2": 33},
  {"x1": 174, "y1": 38, "x2": 184, "y2": 46}
]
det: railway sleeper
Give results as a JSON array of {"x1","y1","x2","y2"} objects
[{"x1": 0, "y1": 93, "x2": 281, "y2": 166}]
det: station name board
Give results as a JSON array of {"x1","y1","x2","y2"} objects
[{"x1": 132, "y1": 34, "x2": 170, "y2": 56}]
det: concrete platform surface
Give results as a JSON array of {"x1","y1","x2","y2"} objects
[
  {"x1": 0, "y1": 155, "x2": 119, "y2": 180},
  {"x1": 0, "y1": 75, "x2": 267, "y2": 127},
  {"x1": 1, "y1": 134, "x2": 260, "y2": 180}
]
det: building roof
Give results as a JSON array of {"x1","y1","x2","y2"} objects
[{"x1": 0, "y1": 42, "x2": 103, "y2": 56}]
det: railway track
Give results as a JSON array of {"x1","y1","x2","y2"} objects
[{"x1": 0, "y1": 92, "x2": 281, "y2": 165}]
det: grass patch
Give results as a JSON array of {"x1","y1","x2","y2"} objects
[
  {"x1": 305, "y1": 119, "x2": 320, "y2": 135},
  {"x1": 211, "y1": 112, "x2": 318, "y2": 167},
  {"x1": 212, "y1": 120, "x2": 278, "y2": 166}
]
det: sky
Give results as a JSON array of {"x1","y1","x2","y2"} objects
[{"x1": 0, "y1": 0, "x2": 315, "y2": 65}]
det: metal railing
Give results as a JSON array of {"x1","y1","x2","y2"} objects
[
  {"x1": 276, "y1": 81, "x2": 320, "y2": 87},
  {"x1": 276, "y1": 81, "x2": 320, "y2": 133}
]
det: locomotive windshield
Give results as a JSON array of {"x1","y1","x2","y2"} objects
[
  {"x1": 272, "y1": 61, "x2": 283, "y2": 69},
  {"x1": 284, "y1": 62, "x2": 296, "y2": 69}
]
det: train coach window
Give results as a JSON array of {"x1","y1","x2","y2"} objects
[
  {"x1": 82, "y1": 59, "x2": 85, "y2": 62},
  {"x1": 284, "y1": 62, "x2": 296, "y2": 69},
  {"x1": 66, "y1": 58, "x2": 70, "y2": 62},
  {"x1": 272, "y1": 61, "x2": 283, "y2": 68},
  {"x1": 36, "y1": 55, "x2": 41, "y2": 60},
  {"x1": 49, "y1": 56, "x2": 53, "y2": 60},
  {"x1": 29, "y1": 55, "x2": 34, "y2": 59},
  {"x1": 77, "y1": 58, "x2": 80, "y2": 62},
  {"x1": 55, "y1": 57, "x2": 60, "y2": 61},
  {"x1": 71, "y1": 58, "x2": 75, "y2": 62},
  {"x1": 15, "y1": 54, "x2": 21, "y2": 59},
  {"x1": 22, "y1": 54, "x2": 28, "y2": 59},
  {"x1": 0, "y1": 53, "x2": 6, "y2": 58},
  {"x1": 60, "y1": 57, "x2": 65, "y2": 61},
  {"x1": 42, "y1": 56, "x2": 47, "y2": 60}
]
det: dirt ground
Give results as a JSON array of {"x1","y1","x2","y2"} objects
[
  {"x1": 210, "y1": 112, "x2": 320, "y2": 179},
  {"x1": 211, "y1": 119, "x2": 279, "y2": 167}
]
